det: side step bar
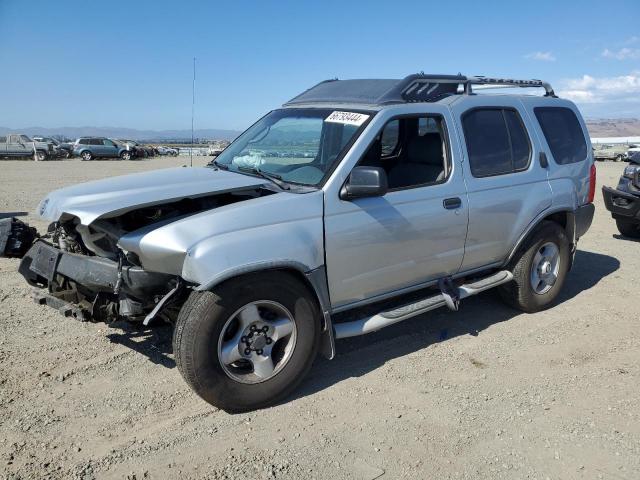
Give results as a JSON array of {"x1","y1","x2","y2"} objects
[{"x1": 333, "y1": 270, "x2": 513, "y2": 339}]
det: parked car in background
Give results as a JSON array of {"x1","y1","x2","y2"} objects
[
  {"x1": 118, "y1": 140, "x2": 155, "y2": 158},
  {"x1": 603, "y1": 161, "x2": 640, "y2": 238},
  {"x1": 155, "y1": 146, "x2": 179, "y2": 156},
  {"x1": 72, "y1": 137, "x2": 133, "y2": 160},
  {"x1": 0, "y1": 134, "x2": 53, "y2": 160},
  {"x1": 33, "y1": 136, "x2": 73, "y2": 159},
  {"x1": 208, "y1": 145, "x2": 224, "y2": 156},
  {"x1": 628, "y1": 150, "x2": 640, "y2": 164},
  {"x1": 593, "y1": 144, "x2": 627, "y2": 162}
]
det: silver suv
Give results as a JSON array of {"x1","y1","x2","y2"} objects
[{"x1": 14, "y1": 74, "x2": 596, "y2": 411}]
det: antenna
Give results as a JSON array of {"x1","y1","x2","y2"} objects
[{"x1": 190, "y1": 57, "x2": 196, "y2": 167}]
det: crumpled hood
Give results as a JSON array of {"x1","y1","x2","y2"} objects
[{"x1": 37, "y1": 167, "x2": 266, "y2": 225}]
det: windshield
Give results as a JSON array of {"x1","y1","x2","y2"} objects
[{"x1": 213, "y1": 108, "x2": 371, "y2": 186}]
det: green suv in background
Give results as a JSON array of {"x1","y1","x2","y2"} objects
[{"x1": 72, "y1": 137, "x2": 134, "y2": 161}]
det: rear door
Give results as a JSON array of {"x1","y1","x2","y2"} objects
[
  {"x1": 90, "y1": 138, "x2": 105, "y2": 156},
  {"x1": 0, "y1": 135, "x2": 6, "y2": 155},
  {"x1": 451, "y1": 97, "x2": 552, "y2": 271}
]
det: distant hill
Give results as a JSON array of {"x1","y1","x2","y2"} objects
[
  {"x1": 0, "y1": 126, "x2": 241, "y2": 142},
  {"x1": 3, "y1": 119, "x2": 639, "y2": 142},
  {"x1": 586, "y1": 118, "x2": 640, "y2": 137}
]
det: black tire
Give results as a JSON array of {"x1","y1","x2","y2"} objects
[
  {"x1": 615, "y1": 154, "x2": 624, "y2": 162},
  {"x1": 616, "y1": 218, "x2": 640, "y2": 238},
  {"x1": 81, "y1": 150, "x2": 93, "y2": 161},
  {"x1": 120, "y1": 150, "x2": 132, "y2": 161},
  {"x1": 173, "y1": 271, "x2": 320, "y2": 412},
  {"x1": 62, "y1": 150, "x2": 71, "y2": 159},
  {"x1": 35, "y1": 150, "x2": 47, "y2": 161},
  {"x1": 498, "y1": 221, "x2": 570, "y2": 313}
]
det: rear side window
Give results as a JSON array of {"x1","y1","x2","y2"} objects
[
  {"x1": 534, "y1": 107, "x2": 587, "y2": 164},
  {"x1": 0, "y1": 136, "x2": 5, "y2": 143},
  {"x1": 462, "y1": 108, "x2": 531, "y2": 177},
  {"x1": 79, "y1": 138, "x2": 90, "y2": 145}
]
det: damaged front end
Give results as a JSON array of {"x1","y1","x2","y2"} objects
[
  {"x1": 6, "y1": 166, "x2": 279, "y2": 324},
  {"x1": 19, "y1": 229, "x2": 181, "y2": 323}
]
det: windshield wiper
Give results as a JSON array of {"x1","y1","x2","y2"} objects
[{"x1": 236, "y1": 165, "x2": 290, "y2": 190}]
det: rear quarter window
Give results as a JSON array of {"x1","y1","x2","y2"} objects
[{"x1": 534, "y1": 107, "x2": 587, "y2": 164}]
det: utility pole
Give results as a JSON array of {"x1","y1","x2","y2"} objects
[{"x1": 191, "y1": 57, "x2": 196, "y2": 167}]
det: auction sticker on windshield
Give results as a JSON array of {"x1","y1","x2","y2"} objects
[{"x1": 325, "y1": 111, "x2": 369, "y2": 127}]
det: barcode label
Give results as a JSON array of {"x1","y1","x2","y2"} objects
[{"x1": 324, "y1": 111, "x2": 369, "y2": 127}]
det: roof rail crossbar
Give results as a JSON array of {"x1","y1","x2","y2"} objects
[{"x1": 465, "y1": 76, "x2": 556, "y2": 97}]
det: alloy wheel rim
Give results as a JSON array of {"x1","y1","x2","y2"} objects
[
  {"x1": 217, "y1": 300, "x2": 297, "y2": 384},
  {"x1": 530, "y1": 241, "x2": 560, "y2": 295}
]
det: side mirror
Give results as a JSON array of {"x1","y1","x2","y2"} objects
[{"x1": 340, "y1": 166, "x2": 388, "y2": 200}]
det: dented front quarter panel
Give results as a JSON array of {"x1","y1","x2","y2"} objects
[{"x1": 118, "y1": 190, "x2": 325, "y2": 286}]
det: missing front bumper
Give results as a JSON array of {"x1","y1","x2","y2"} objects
[
  {"x1": 19, "y1": 241, "x2": 174, "y2": 298},
  {"x1": 19, "y1": 240, "x2": 179, "y2": 322}
]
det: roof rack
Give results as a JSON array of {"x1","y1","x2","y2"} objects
[
  {"x1": 283, "y1": 74, "x2": 556, "y2": 107},
  {"x1": 464, "y1": 76, "x2": 556, "y2": 97}
]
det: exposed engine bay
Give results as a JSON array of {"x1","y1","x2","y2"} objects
[{"x1": 5, "y1": 187, "x2": 275, "y2": 324}]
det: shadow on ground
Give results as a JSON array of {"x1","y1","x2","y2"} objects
[
  {"x1": 613, "y1": 233, "x2": 640, "y2": 243},
  {"x1": 291, "y1": 249, "x2": 619, "y2": 403},
  {"x1": 102, "y1": 250, "x2": 619, "y2": 400},
  {"x1": 106, "y1": 321, "x2": 175, "y2": 368},
  {"x1": 0, "y1": 211, "x2": 28, "y2": 219}
]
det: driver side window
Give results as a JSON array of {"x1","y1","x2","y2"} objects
[{"x1": 358, "y1": 115, "x2": 449, "y2": 190}]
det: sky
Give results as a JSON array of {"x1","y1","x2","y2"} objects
[{"x1": 1, "y1": 0, "x2": 639, "y2": 131}]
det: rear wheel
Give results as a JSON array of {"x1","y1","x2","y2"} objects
[
  {"x1": 35, "y1": 150, "x2": 47, "y2": 161},
  {"x1": 120, "y1": 150, "x2": 132, "y2": 160},
  {"x1": 615, "y1": 218, "x2": 640, "y2": 238},
  {"x1": 615, "y1": 154, "x2": 624, "y2": 162},
  {"x1": 173, "y1": 271, "x2": 320, "y2": 412},
  {"x1": 81, "y1": 150, "x2": 93, "y2": 161},
  {"x1": 498, "y1": 221, "x2": 570, "y2": 312}
]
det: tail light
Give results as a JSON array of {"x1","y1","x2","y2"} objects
[{"x1": 587, "y1": 163, "x2": 596, "y2": 203}]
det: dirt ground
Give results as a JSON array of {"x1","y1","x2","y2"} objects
[{"x1": 0, "y1": 157, "x2": 638, "y2": 480}]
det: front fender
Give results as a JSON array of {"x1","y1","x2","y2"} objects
[{"x1": 182, "y1": 218, "x2": 324, "y2": 288}]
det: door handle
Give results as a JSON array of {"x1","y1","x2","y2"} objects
[
  {"x1": 443, "y1": 197, "x2": 462, "y2": 210},
  {"x1": 539, "y1": 151, "x2": 549, "y2": 168}
]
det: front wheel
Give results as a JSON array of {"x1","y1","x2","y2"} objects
[
  {"x1": 615, "y1": 154, "x2": 624, "y2": 162},
  {"x1": 498, "y1": 221, "x2": 570, "y2": 313},
  {"x1": 616, "y1": 218, "x2": 640, "y2": 238},
  {"x1": 81, "y1": 150, "x2": 93, "y2": 161},
  {"x1": 173, "y1": 271, "x2": 320, "y2": 412}
]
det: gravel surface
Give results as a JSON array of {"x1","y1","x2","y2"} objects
[{"x1": 0, "y1": 157, "x2": 638, "y2": 480}]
